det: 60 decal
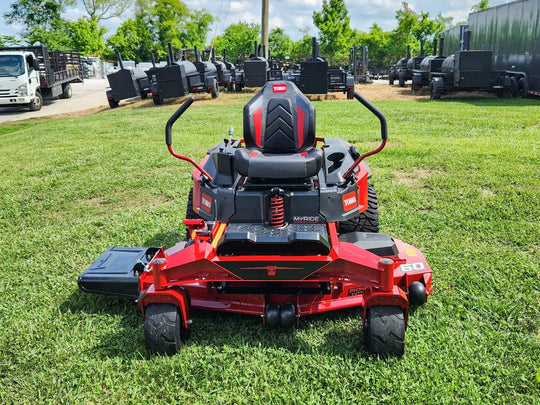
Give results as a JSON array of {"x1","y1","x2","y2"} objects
[{"x1": 399, "y1": 262, "x2": 426, "y2": 272}]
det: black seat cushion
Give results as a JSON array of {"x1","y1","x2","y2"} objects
[{"x1": 235, "y1": 147, "x2": 323, "y2": 179}]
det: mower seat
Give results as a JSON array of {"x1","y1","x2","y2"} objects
[{"x1": 235, "y1": 81, "x2": 322, "y2": 179}]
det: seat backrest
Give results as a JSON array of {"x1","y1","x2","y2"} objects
[{"x1": 243, "y1": 81, "x2": 316, "y2": 153}]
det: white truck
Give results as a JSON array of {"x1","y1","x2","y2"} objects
[{"x1": 0, "y1": 46, "x2": 83, "y2": 111}]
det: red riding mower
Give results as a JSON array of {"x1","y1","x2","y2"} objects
[{"x1": 79, "y1": 81, "x2": 432, "y2": 356}]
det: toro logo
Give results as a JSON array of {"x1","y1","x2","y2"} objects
[
  {"x1": 200, "y1": 193, "x2": 212, "y2": 213},
  {"x1": 342, "y1": 191, "x2": 358, "y2": 211},
  {"x1": 272, "y1": 83, "x2": 287, "y2": 93}
]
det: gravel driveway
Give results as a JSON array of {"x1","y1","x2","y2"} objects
[{"x1": 0, "y1": 79, "x2": 109, "y2": 123}]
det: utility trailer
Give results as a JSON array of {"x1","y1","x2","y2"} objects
[
  {"x1": 243, "y1": 41, "x2": 269, "y2": 87},
  {"x1": 389, "y1": 46, "x2": 411, "y2": 86},
  {"x1": 207, "y1": 48, "x2": 235, "y2": 91},
  {"x1": 468, "y1": 0, "x2": 540, "y2": 98},
  {"x1": 299, "y1": 37, "x2": 328, "y2": 94},
  {"x1": 0, "y1": 45, "x2": 83, "y2": 111},
  {"x1": 411, "y1": 39, "x2": 446, "y2": 92},
  {"x1": 349, "y1": 45, "x2": 371, "y2": 84},
  {"x1": 105, "y1": 52, "x2": 151, "y2": 108},
  {"x1": 149, "y1": 44, "x2": 219, "y2": 105},
  {"x1": 430, "y1": 49, "x2": 512, "y2": 99}
]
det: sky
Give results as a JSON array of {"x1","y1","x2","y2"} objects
[{"x1": 0, "y1": 0, "x2": 512, "y2": 42}]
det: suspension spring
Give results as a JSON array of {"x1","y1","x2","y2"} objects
[{"x1": 269, "y1": 195, "x2": 285, "y2": 228}]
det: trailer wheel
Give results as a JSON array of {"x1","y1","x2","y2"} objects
[
  {"x1": 429, "y1": 83, "x2": 441, "y2": 100},
  {"x1": 235, "y1": 84, "x2": 242, "y2": 92},
  {"x1": 338, "y1": 183, "x2": 379, "y2": 234},
  {"x1": 389, "y1": 78, "x2": 394, "y2": 85},
  {"x1": 364, "y1": 305, "x2": 405, "y2": 357},
  {"x1": 518, "y1": 78, "x2": 529, "y2": 99},
  {"x1": 153, "y1": 94, "x2": 163, "y2": 105},
  {"x1": 211, "y1": 79, "x2": 220, "y2": 99},
  {"x1": 510, "y1": 77, "x2": 518, "y2": 97},
  {"x1": 144, "y1": 303, "x2": 186, "y2": 355},
  {"x1": 59, "y1": 83, "x2": 72, "y2": 99},
  {"x1": 398, "y1": 76, "x2": 405, "y2": 87},
  {"x1": 28, "y1": 91, "x2": 42, "y2": 111},
  {"x1": 108, "y1": 99, "x2": 119, "y2": 108},
  {"x1": 346, "y1": 88, "x2": 354, "y2": 99}
]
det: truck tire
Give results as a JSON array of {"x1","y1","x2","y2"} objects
[
  {"x1": 59, "y1": 83, "x2": 72, "y2": 99},
  {"x1": 518, "y1": 78, "x2": 529, "y2": 99},
  {"x1": 338, "y1": 183, "x2": 379, "y2": 234},
  {"x1": 28, "y1": 91, "x2": 43, "y2": 111}
]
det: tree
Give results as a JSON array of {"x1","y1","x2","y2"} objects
[
  {"x1": 358, "y1": 24, "x2": 394, "y2": 69},
  {"x1": 268, "y1": 27, "x2": 292, "y2": 62},
  {"x1": 81, "y1": 0, "x2": 133, "y2": 23},
  {"x1": 4, "y1": 0, "x2": 75, "y2": 45},
  {"x1": 471, "y1": 0, "x2": 489, "y2": 12},
  {"x1": 313, "y1": 0, "x2": 355, "y2": 64},
  {"x1": 213, "y1": 22, "x2": 260, "y2": 64},
  {"x1": 66, "y1": 19, "x2": 107, "y2": 56},
  {"x1": 106, "y1": 14, "x2": 155, "y2": 62}
]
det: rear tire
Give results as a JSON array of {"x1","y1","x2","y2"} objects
[
  {"x1": 364, "y1": 305, "x2": 405, "y2": 357},
  {"x1": 144, "y1": 304, "x2": 186, "y2": 355},
  {"x1": 338, "y1": 183, "x2": 379, "y2": 234},
  {"x1": 59, "y1": 83, "x2": 72, "y2": 99}
]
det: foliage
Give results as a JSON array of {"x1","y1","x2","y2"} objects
[
  {"x1": 268, "y1": 27, "x2": 292, "y2": 63},
  {"x1": 289, "y1": 33, "x2": 314, "y2": 65},
  {"x1": 3, "y1": 0, "x2": 75, "y2": 46},
  {"x1": 471, "y1": 0, "x2": 490, "y2": 12},
  {"x1": 105, "y1": 15, "x2": 155, "y2": 62},
  {"x1": 0, "y1": 95, "x2": 538, "y2": 404},
  {"x1": 313, "y1": 0, "x2": 356, "y2": 65},
  {"x1": 81, "y1": 0, "x2": 133, "y2": 23},
  {"x1": 0, "y1": 35, "x2": 21, "y2": 47},
  {"x1": 213, "y1": 22, "x2": 260, "y2": 64},
  {"x1": 66, "y1": 19, "x2": 107, "y2": 57},
  {"x1": 357, "y1": 24, "x2": 395, "y2": 69},
  {"x1": 390, "y1": 2, "x2": 452, "y2": 61}
]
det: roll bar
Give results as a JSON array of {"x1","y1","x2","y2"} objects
[
  {"x1": 342, "y1": 92, "x2": 388, "y2": 180},
  {"x1": 165, "y1": 97, "x2": 214, "y2": 181}
]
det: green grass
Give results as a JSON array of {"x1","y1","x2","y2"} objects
[{"x1": 1, "y1": 94, "x2": 539, "y2": 404}]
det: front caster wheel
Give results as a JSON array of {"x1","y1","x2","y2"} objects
[
  {"x1": 144, "y1": 303, "x2": 187, "y2": 355},
  {"x1": 364, "y1": 305, "x2": 405, "y2": 357}
]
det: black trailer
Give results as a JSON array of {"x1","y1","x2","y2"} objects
[
  {"x1": 299, "y1": 37, "x2": 328, "y2": 94},
  {"x1": 149, "y1": 44, "x2": 219, "y2": 105},
  {"x1": 430, "y1": 49, "x2": 512, "y2": 99},
  {"x1": 243, "y1": 42, "x2": 269, "y2": 88},
  {"x1": 208, "y1": 48, "x2": 235, "y2": 91},
  {"x1": 389, "y1": 46, "x2": 411, "y2": 86},
  {"x1": 349, "y1": 45, "x2": 371, "y2": 84},
  {"x1": 411, "y1": 39, "x2": 446, "y2": 92},
  {"x1": 105, "y1": 52, "x2": 151, "y2": 108},
  {"x1": 468, "y1": 0, "x2": 540, "y2": 97}
]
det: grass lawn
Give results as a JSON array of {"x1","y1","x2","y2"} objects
[{"x1": 0, "y1": 92, "x2": 538, "y2": 404}]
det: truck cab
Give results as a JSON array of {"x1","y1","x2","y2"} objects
[{"x1": 0, "y1": 50, "x2": 42, "y2": 111}]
